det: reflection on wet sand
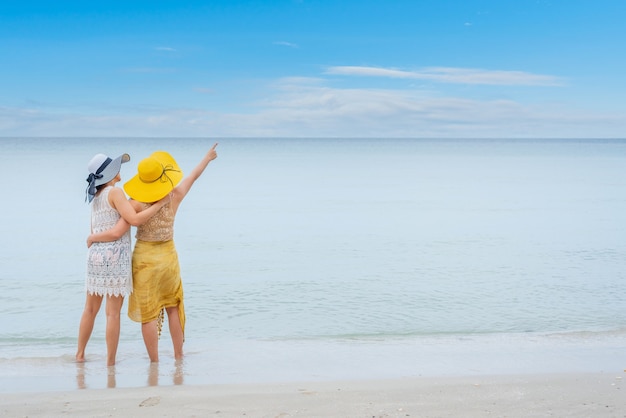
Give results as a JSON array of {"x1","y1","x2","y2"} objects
[
  {"x1": 148, "y1": 362, "x2": 158, "y2": 386},
  {"x1": 148, "y1": 359, "x2": 185, "y2": 386},
  {"x1": 107, "y1": 365, "x2": 116, "y2": 388},
  {"x1": 75, "y1": 363, "x2": 116, "y2": 389},
  {"x1": 173, "y1": 359, "x2": 184, "y2": 386},
  {"x1": 76, "y1": 362, "x2": 86, "y2": 390},
  {"x1": 75, "y1": 358, "x2": 185, "y2": 390}
]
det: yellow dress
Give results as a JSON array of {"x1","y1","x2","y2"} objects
[{"x1": 128, "y1": 203, "x2": 185, "y2": 336}]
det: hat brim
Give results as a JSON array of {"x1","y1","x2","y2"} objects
[
  {"x1": 123, "y1": 151, "x2": 183, "y2": 203},
  {"x1": 94, "y1": 153, "x2": 130, "y2": 187}
]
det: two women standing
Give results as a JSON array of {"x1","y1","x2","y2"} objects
[
  {"x1": 80, "y1": 143, "x2": 218, "y2": 364},
  {"x1": 78, "y1": 152, "x2": 169, "y2": 366}
]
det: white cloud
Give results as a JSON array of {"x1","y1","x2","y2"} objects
[
  {"x1": 274, "y1": 41, "x2": 299, "y2": 48},
  {"x1": 236, "y1": 78, "x2": 588, "y2": 137},
  {"x1": 325, "y1": 66, "x2": 563, "y2": 86},
  {"x1": 155, "y1": 46, "x2": 176, "y2": 52},
  {"x1": 1, "y1": 77, "x2": 622, "y2": 138}
]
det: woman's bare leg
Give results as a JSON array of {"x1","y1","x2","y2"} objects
[
  {"x1": 105, "y1": 295, "x2": 124, "y2": 366},
  {"x1": 165, "y1": 306, "x2": 184, "y2": 359},
  {"x1": 141, "y1": 320, "x2": 159, "y2": 362},
  {"x1": 76, "y1": 293, "x2": 103, "y2": 362}
]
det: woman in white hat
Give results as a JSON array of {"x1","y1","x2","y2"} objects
[
  {"x1": 78, "y1": 152, "x2": 169, "y2": 366},
  {"x1": 89, "y1": 143, "x2": 218, "y2": 362}
]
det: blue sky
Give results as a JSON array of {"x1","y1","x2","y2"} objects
[{"x1": 1, "y1": 0, "x2": 625, "y2": 138}]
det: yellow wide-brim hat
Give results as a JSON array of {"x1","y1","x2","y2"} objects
[{"x1": 124, "y1": 151, "x2": 184, "y2": 203}]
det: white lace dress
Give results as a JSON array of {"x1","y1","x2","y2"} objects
[{"x1": 86, "y1": 186, "x2": 132, "y2": 297}]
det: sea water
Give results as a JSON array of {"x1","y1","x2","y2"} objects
[{"x1": 0, "y1": 137, "x2": 625, "y2": 392}]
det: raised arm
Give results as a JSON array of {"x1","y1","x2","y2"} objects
[{"x1": 172, "y1": 143, "x2": 218, "y2": 205}]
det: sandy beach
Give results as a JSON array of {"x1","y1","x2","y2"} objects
[{"x1": 1, "y1": 373, "x2": 624, "y2": 417}]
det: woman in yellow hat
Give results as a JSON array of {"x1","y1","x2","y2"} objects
[{"x1": 90, "y1": 143, "x2": 218, "y2": 362}]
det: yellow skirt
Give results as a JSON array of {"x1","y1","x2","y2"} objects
[{"x1": 128, "y1": 240, "x2": 185, "y2": 336}]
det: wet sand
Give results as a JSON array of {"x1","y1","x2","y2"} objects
[{"x1": 1, "y1": 372, "x2": 624, "y2": 417}]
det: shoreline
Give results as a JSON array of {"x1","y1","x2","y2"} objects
[
  {"x1": 2, "y1": 331, "x2": 625, "y2": 394},
  {"x1": 1, "y1": 372, "x2": 624, "y2": 417}
]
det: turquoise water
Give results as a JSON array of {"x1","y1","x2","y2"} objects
[{"x1": 1, "y1": 137, "x2": 625, "y2": 392}]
